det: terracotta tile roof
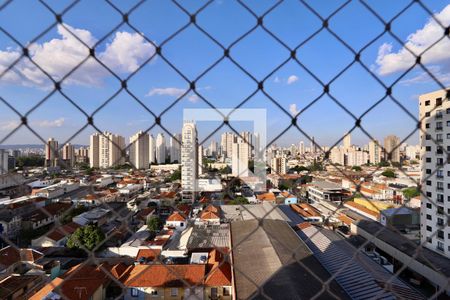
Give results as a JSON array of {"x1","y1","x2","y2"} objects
[
  {"x1": 25, "y1": 202, "x2": 72, "y2": 222},
  {"x1": 167, "y1": 211, "x2": 186, "y2": 222},
  {"x1": 200, "y1": 210, "x2": 220, "y2": 220},
  {"x1": 136, "y1": 207, "x2": 155, "y2": 221},
  {"x1": 0, "y1": 246, "x2": 20, "y2": 269},
  {"x1": 136, "y1": 249, "x2": 161, "y2": 262},
  {"x1": 0, "y1": 246, "x2": 44, "y2": 270},
  {"x1": 256, "y1": 192, "x2": 276, "y2": 201},
  {"x1": 46, "y1": 222, "x2": 81, "y2": 242},
  {"x1": 205, "y1": 262, "x2": 232, "y2": 286},
  {"x1": 338, "y1": 215, "x2": 354, "y2": 225},
  {"x1": 297, "y1": 222, "x2": 312, "y2": 230},
  {"x1": 122, "y1": 264, "x2": 206, "y2": 287},
  {"x1": 31, "y1": 263, "x2": 125, "y2": 300},
  {"x1": 203, "y1": 204, "x2": 219, "y2": 213}
]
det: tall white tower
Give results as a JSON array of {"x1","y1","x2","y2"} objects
[
  {"x1": 182, "y1": 122, "x2": 198, "y2": 202},
  {"x1": 129, "y1": 131, "x2": 149, "y2": 169},
  {"x1": 156, "y1": 133, "x2": 166, "y2": 164}
]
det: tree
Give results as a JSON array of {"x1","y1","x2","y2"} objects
[
  {"x1": 403, "y1": 187, "x2": 420, "y2": 199},
  {"x1": 378, "y1": 161, "x2": 390, "y2": 167},
  {"x1": 289, "y1": 165, "x2": 309, "y2": 173},
  {"x1": 278, "y1": 183, "x2": 290, "y2": 190},
  {"x1": 170, "y1": 168, "x2": 181, "y2": 181},
  {"x1": 147, "y1": 216, "x2": 162, "y2": 234},
  {"x1": 219, "y1": 166, "x2": 231, "y2": 174},
  {"x1": 381, "y1": 169, "x2": 396, "y2": 178},
  {"x1": 351, "y1": 166, "x2": 362, "y2": 172},
  {"x1": 16, "y1": 155, "x2": 45, "y2": 168},
  {"x1": 229, "y1": 196, "x2": 249, "y2": 205},
  {"x1": 309, "y1": 161, "x2": 324, "y2": 172},
  {"x1": 61, "y1": 205, "x2": 88, "y2": 224},
  {"x1": 67, "y1": 225, "x2": 105, "y2": 251}
]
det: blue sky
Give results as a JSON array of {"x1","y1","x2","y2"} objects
[{"x1": 1, "y1": 0, "x2": 449, "y2": 148}]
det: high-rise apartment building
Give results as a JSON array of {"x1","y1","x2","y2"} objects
[
  {"x1": 419, "y1": 88, "x2": 450, "y2": 258},
  {"x1": 271, "y1": 155, "x2": 287, "y2": 175},
  {"x1": 369, "y1": 140, "x2": 382, "y2": 165},
  {"x1": 90, "y1": 132, "x2": 125, "y2": 168},
  {"x1": 89, "y1": 133, "x2": 100, "y2": 168},
  {"x1": 45, "y1": 138, "x2": 59, "y2": 168},
  {"x1": 61, "y1": 143, "x2": 75, "y2": 168},
  {"x1": 241, "y1": 131, "x2": 252, "y2": 158},
  {"x1": 76, "y1": 147, "x2": 89, "y2": 164},
  {"x1": 198, "y1": 144, "x2": 204, "y2": 175},
  {"x1": 182, "y1": 122, "x2": 198, "y2": 202},
  {"x1": 299, "y1": 141, "x2": 305, "y2": 155},
  {"x1": 129, "y1": 131, "x2": 149, "y2": 169},
  {"x1": 384, "y1": 135, "x2": 401, "y2": 163},
  {"x1": 156, "y1": 133, "x2": 166, "y2": 164},
  {"x1": 0, "y1": 149, "x2": 9, "y2": 174},
  {"x1": 149, "y1": 134, "x2": 155, "y2": 164},
  {"x1": 232, "y1": 138, "x2": 250, "y2": 177},
  {"x1": 209, "y1": 140, "x2": 218, "y2": 158},
  {"x1": 221, "y1": 132, "x2": 236, "y2": 158},
  {"x1": 343, "y1": 133, "x2": 351, "y2": 150},
  {"x1": 170, "y1": 134, "x2": 182, "y2": 163}
]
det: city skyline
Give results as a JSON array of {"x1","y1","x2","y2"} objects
[{"x1": 1, "y1": 2, "x2": 450, "y2": 146}]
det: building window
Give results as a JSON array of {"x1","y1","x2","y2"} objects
[
  {"x1": 171, "y1": 288, "x2": 178, "y2": 297},
  {"x1": 426, "y1": 203, "x2": 432, "y2": 209},
  {"x1": 437, "y1": 241, "x2": 444, "y2": 251},
  {"x1": 426, "y1": 226, "x2": 432, "y2": 232},
  {"x1": 425, "y1": 112, "x2": 430, "y2": 117},
  {"x1": 447, "y1": 133, "x2": 450, "y2": 139},
  {"x1": 131, "y1": 288, "x2": 138, "y2": 297},
  {"x1": 426, "y1": 169, "x2": 431, "y2": 174},
  {"x1": 437, "y1": 218, "x2": 444, "y2": 226},
  {"x1": 426, "y1": 192, "x2": 432, "y2": 197},
  {"x1": 211, "y1": 288, "x2": 218, "y2": 299},
  {"x1": 447, "y1": 108, "x2": 450, "y2": 114},
  {"x1": 425, "y1": 100, "x2": 430, "y2": 106},
  {"x1": 436, "y1": 97, "x2": 443, "y2": 106},
  {"x1": 223, "y1": 287, "x2": 231, "y2": 296},
  {"x1": 437, "y1": 194, "x2": 444, "y2": 203},
  {"x1": 426, "y1": 134, "x2": 431, "y2": 140},
  {"x1": 426, "y1": 157, "x2": 432, "y2": 163},
  {"x1": 426, "y1": 123, "x2": 430, "y2": 128},
  {"x1": 426, "y1": 180, "x2": 431, "y2": 186},
  {"x1": 426, "y1": 214, "x2": 432, "y2": 220},
  {"x1": 426, "y1": 146, "x2": 431, "y2": 151},
  {"x1": 150, "y1": 290, "x2": 158, "y2": 296},
  {"x1": 427, "y1": 237, "x2": 432, "y2": 243}
]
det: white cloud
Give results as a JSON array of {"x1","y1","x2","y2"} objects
[
  {"x1": 0, "y1": 120, "x2": 20, "y2": 131},
  {"x1": 376, "y1": 5, "x2": 450, "y2": 76},
  {"x1": 33, "y1": 118, "x2": 65, "y2": 128},
  {"x1": 146, "y1": 87, "x2": 203, "y2": 103},
  {"x1": 0, "y1": 24, "x2": 154, "y2": 88},
  {"x1": 146, "y1": 87, "x2": 186, "y2": 97},
  {"x1": 287, "y1": 75, "x2": 299, "y2": 85},
  {"x1": 400, "y1": 65, "x2": 450, "y2": 86},
  {"x1": 289, "y1": 103, "x2": 299, "y2": 116},
  {"x1": 187, "y1": 94, "x2": 200, "y2": 103}
]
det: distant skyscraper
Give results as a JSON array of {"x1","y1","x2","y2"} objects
[
  {"x1": 271, "y1": 155, "x2": 287, "y2": 175},
  {"x1": 149, "y1": 134, "x2": 155, "y2": 164},
  {"x1": 198, "y1": 144, "x2": 204, "y2": 175},
  {"x1": 241, "y1": 131, "x2": 252, "y2": 158},
  {"x1": 343, "y1": 132, "x2": 351, "y2": 150},
  {"x1": 299, "y1": 141, "x2": 305, "y2": 155},
  {"x1": 129, "y1": 131, "x2": 149, "y2": 169},
  {"x1": 419, "y1": 88, "x2": 449, "y2": 258},
  {"x1": 368, "y1": 140, "x2": 381, "y2": 165},
  {"x1": 89, "y1": 133, "x2": 100, "y2": 168},
  {"x1": 170, "y1": 133, "x2": 182, "y2": 163},
  {"x1": 90, "y1": 131, "x2": 125, "y2": 168},
  {"x1": 384, "y1": 135, "x2": 400, "y2": 163},
  {"x1": 0, "y1": 149, "x2": 9, "y2": 174},
  {"x1": 221, "y1": 132, "x2": 236, "y2": 158},
  {"x1": 45, "y1": 138, "x2": 59, "y2": 168},
  {"x1": 254, "y1": 133, "x2": 261, "y2": 157},
  {"x1": 156, "y1": 133, "x2": 166, "y2": 164},
  {"x1": 76, "y1": 147, "x2": 89, "y2": 164},
  {"x1": 61, "y1": 143, "x2": 75, "y2": 168},
  {"x1": 209, "y1": 140, "x2": 218, "y2": 158},
  {"x1": 232, "y1": 137, "x2": 250, "y2": 177},
  {"x1": 182, "y1": 122, "x2": 198, "y2": 202}
]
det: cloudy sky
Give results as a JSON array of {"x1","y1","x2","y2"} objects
[{"x1": 1, "y1": 0, "x2": 449, "y2": 148}]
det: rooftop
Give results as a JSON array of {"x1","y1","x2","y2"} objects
[{"x1": 231, "y1": 219, "x2": 350, "y2": 300}]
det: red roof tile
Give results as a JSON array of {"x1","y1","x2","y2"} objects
[{"x1": 167, "y1": 212, "x2": 186, "y2": 222}]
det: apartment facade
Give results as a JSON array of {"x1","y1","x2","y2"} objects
[
  {"x1": 45, "y1": 138, "x2": 59, "y2": 168},
  {"x1": 129, "y1": 131, "x2": 149, "y2": 169},
  {"x1": 181, "y1": 122, "x2": 198, "y2": 202},
  {"x1": 89, "y1": 132, "x2": 125, "y2": 168},
  {"x1": 231, "y1": 138, "x2": 250, "y2": 177},
  {"x1": 419, "y1": 88, "x2": 450, "y2": 258},
  {"x1": 384, "y1": 135, "x2": 401, "y2": 163}
]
